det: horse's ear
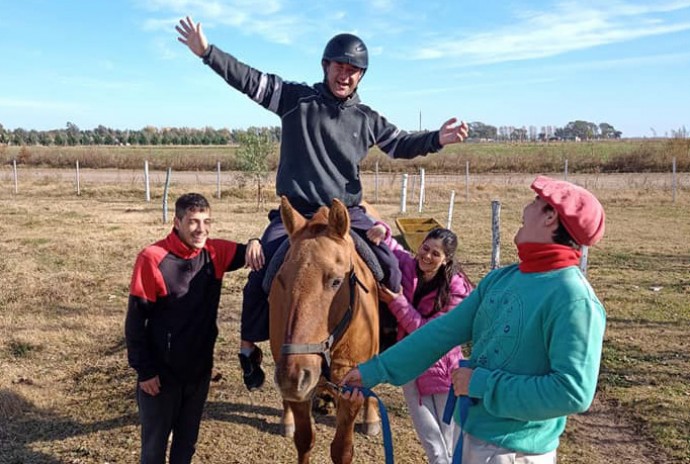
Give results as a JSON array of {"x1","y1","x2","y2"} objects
[
  {"x1": 280, "y1": 196, "x2": 307, "y2": 238},
  {"x1": 328, "y1": 198, "x2": 350, "y2": 239}
]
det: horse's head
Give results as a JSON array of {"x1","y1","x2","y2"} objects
[{"x1": 269, "y1": 196, "x2": 365, "y2": 402}]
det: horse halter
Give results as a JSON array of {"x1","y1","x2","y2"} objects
[{"x1": 280, "y1": 266, "x2": 369, "y2": 381}]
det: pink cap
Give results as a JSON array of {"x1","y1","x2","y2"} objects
[{"x1": 531, "y1": 176, "x2": 605, "y2": 246}]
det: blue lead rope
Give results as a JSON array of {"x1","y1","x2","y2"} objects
[
  {"x1": 340, "y1": 385, "x2": 394, "y2": 464},
  {"x1": 442, "y1": 359, "x2": 472, "y2": 464}
]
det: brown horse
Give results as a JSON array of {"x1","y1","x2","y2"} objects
[{"x1": 269, "y1": 196, "x2": 381, "y2": 464}]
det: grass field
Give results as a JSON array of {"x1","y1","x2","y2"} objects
[
  {"x1": 2, "y1": 138, "x2": 689, "y2": 174},
  {"x1": 1, "y1": 167, "x2": 689, "y2": 463}
]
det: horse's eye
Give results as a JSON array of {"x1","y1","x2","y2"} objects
[{"x1": 331, "y1": 278, "x2": 343, "y2": 290}]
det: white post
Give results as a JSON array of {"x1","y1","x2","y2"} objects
[
  {"x1": 374, "y1": 161, "x2": 379, "y2": 203},
  {"x1": 13, "y1": 159, "x2": 18, "y2": 194},
  {"x1": 465, "y1": 161, "x2": 470, "y2": 202},
  {"x1": 564, "y1": 159, "x2": 569, "y2": 181},
  {"x1": 400, "y1": 173, "x2": 408, "y2": 213},
  {"x1": 411, "y1": 174, "x2": 417, "y2": 203},
  {"x1": 418, "y1": 168, "x2": 426, "y2": 213},
  {"x1": 672, "y1": 157, "x2": 677, "y2": 203},
  {"x1": 447, "y1": 190, "x2": 456, "y2": 229},
  {"x1": 216, "y1": 161, "x2": 222, "y2": 199},
  {"x1": 162, "y1": 167, "x2": 172, "y2": 223},
  {"x1": 75, "y1": 160, "x2": 81, "y2": 196},
  {"x1": 491, "y1": 200, "x2": 501, "y2": 270},
  {"x1": 579, "y1": 245, "x2": 589, "y2": 276},
  {"x1": 144, "y1": 160, "x2": 151, "y2": 202}
]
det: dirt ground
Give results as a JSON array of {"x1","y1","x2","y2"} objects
[
  {"x1": 1, "y1": 170, "x2": 686, "y2": 463},
  {"x1": 1, "y1": 295, "x2": 661, "y2": 464}
]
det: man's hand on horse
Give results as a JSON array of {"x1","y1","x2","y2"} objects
[
  {"x1": 366, "y1": 224, "x2": 387, "y2": 245},
  {"x1": 245, "y1": 238, "x2": 265, "y2": 271}
]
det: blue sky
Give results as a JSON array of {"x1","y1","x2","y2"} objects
[{"x1": 1, "y1": 0, "x2": 689, "y2": 138}]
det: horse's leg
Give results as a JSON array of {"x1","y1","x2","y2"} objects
[
  {"x1": 330, "y1": 393, "x2": 362, "y2": 464},
  {"x1": 282, "y1": 399, "x2": 295, "y2": 438},
  {"x1": 288, "y1": 400, "x2": 315, "y2": 464},
  {"x1": 362, "y1": 396, "x2": 381, "y2": 436}
]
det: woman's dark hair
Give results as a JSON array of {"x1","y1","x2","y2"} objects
[
  {"x1": 413, "y1": 228, "x2": 473, "y2": 317},
  {"x1": 541, "y1": 203, "x2": 579, "y2": 249}
]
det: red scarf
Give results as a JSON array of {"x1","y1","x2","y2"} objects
[{"x1": 517, "y1": 243, "x2": 581, "y2": 273}]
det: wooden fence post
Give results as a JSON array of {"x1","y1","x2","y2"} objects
[
  {"x1": 374, "y1": 161, "x2": 379, "y2": 203},
  {"x1": 75, "y1": 161, "x2": 81, "y2": 196},
  {"x1": 162, "y1": 168, "x2": 172, "y2": 223},
  {"x1": 13, "y1": 159, "x2": 18, "y2": 195},
  {"x1": 580, "y1": 245, "x2": 589, "y2": 276},
  {"x1": 144, "y1": 160, "x2": 151, "y2": 202},
  {"x1": 491, "y1": 200, "x2": 501, "y2": 270},
  {"x1": 418, "y1": 168, "x2": 426, "y2": 213},
  {"x1": 465, "y1": 161, "x2": 470, "y2": 202},
  {"x1": 400, "y1": 174, "x2": 408, "y2": 213},
  {"x1": 672, "y1": 157, "x2": 677, "y2": 203},
  {"x1": 564, "y1": 159, "x2": 569, "y2": 181},
  {"x1": 447, "y1": 190, "x2": 456, "y2": 229},
  {"x1": 216, "y1": 161, "x2": 222, "y2": 199}
]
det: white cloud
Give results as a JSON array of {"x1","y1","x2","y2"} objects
[
  {"x1": 139, "y1": 0, "x2": 303, "y2": 45},
  {"x1": 409, "y1": 1, "x2": 690, "y2": 64}
]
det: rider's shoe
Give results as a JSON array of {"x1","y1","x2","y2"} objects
[{"x1": 239, "y1": 346, "x2": 265, "y2": 391}]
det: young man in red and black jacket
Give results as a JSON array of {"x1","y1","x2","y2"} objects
[{"x1": 125, "y1": 193, "x2": 263, "y2": 464}]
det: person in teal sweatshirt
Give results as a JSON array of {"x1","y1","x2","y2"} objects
[{"x1": 341, "y1": 175, "x2": 606, "y2": 463}]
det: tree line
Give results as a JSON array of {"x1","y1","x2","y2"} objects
[
  {"x1": 0, "y1": 119, "x2": 622, "y2": 147},
  {"x1": 468, "y1": 120, "x2": 622, "y2": 141},
  {"x1": 0, "y1": 123, "x2": 281, "y2": 147}
]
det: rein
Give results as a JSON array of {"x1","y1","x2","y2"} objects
[
  {"x1": 339, "y1": 384, "x2": 395, "y2": 464},
  {"x1": 280, "y1": 267, "x2": 369, "y2": 380}
]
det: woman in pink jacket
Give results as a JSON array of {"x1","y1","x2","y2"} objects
[{"x1": 367, "y1": 224, "x2": 474, "y2": 464}]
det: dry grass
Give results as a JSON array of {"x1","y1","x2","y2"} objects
[
  {"x1": 1, "y1": 168, "x2": 689, "y2": 463},
  {"x1": 2, "y1": 138, "x2": 689, "y2": 174}
]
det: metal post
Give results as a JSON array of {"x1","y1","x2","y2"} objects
[
  {"x1": 465, "y1": 161, "x2": 470, "y2": 202},
  {"x1": 75, "y1": 160, "x2": 81, "y2": 196},
  {"x1": 490, "y1": 200, "x2": 501, "y2": 270},
  {"x1": 580, "y1": 245, "x2": 589, "y2": 276},
  {"x1": 144, "y1": 160, "x2": 151, "y2": 202},
  {"x1": 13, "y1": 159, "x2": 18, "y2": 194},
  {"x1": 374, "y1": 161, "x2": 379, "y2": 203},
  {"x1": 162, "y1": 167, "x2": 172, "y2": 223},
  {"x1": 400, "y1": 173, "x2": 408, "y2": 213},
  {"x1": 216, "y1": 161, "x2": 222, "y2": 199},
  {"x1": 418, "y1": 168, "x2": 426, "y2": 213},
  {"x1": 672, "y1": 157, "x2": 677, "y2": 204},
  {"x1": 564, "y1": 159, "x2": 569, "y2": 181},
  {"x1": 447, "y1": 190, "x2": 456, "y2": 229}
]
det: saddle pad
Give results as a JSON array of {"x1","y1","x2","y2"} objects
[{"x1": 261, "y1": 231, "x2": 384, "y2": 294}]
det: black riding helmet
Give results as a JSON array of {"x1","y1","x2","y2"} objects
[{"x1": 322, "y1": 33, "x2": 368, "y2": 72}]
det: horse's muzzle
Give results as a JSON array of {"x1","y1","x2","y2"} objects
[{"x1": 274, "y1": 354, "x2": 322, "y2": 402}]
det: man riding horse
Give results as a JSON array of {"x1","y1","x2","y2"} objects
[{"x1": 176, "y1": 15, "x2": 470, "y2": 390}]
